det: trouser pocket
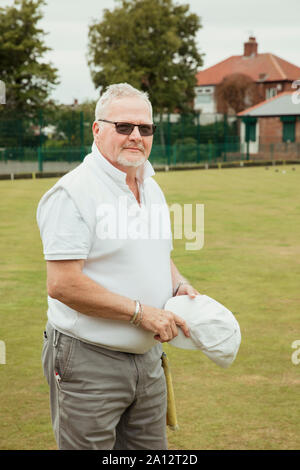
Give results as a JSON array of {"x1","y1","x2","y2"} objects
[
  {"x1": 53, "y1": 329, "x2": 76, "y2": 383},
  {"x1": 41, "y1": 322, "x2": 76, "y2": 386}
]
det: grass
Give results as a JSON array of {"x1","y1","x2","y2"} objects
[{"x1": 0, "y1": 165, "x2": 300, "y2": 450}]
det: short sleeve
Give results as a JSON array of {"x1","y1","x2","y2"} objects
[{"x1": 37, "y1": 188, "x2": 91, "y2": 260}]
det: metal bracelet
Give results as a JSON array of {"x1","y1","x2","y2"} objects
[
  {"x1": 130, "y1": 300, "x2": 140, "y2": 324},
  {"x1": 134, "y1": 303, "x2": 143, "y2": 327}
]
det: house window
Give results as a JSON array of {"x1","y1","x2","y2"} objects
[
  {"x1": 195, "y1": 95, "x2": 212, "y2": 104},
  {"x1": 266, "y1": 88, "x2": 277, "y2": 100},
  {"x1": 281, "y1": 116, "x2": 296, "y2": 142}
]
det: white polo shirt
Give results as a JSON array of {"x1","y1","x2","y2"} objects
[{"x1": 37, "y1": 143, "x2": 173, "y2": 354}]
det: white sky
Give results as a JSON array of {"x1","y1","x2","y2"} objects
[{"x1": 1, "y1": 0, "x2": 300, "y2": 104}]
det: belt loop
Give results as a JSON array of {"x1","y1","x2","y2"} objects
[{"x1": 53, "y1": 329, "x2": 60, "y2": 348}]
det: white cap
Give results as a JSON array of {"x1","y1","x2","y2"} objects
[{"x1": 164, "y1": 295, "x2": 241, "y2": 368}]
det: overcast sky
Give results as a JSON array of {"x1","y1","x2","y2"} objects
[{"x1": 1, "y1": 0, "x2": 300, "y2": 104}]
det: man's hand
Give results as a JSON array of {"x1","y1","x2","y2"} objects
[
  {"x1": 140, "y1": 305, "x2": 190, "y2": 343},
  {"x1": 175, "y1": 282, "x2": 200, "y2": 299}
]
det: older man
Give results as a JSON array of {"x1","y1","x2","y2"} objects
[{"x1": 37, "y1": 83, "x2": 199, "y2": 450}]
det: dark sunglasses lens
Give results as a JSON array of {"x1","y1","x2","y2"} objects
[
  {"x1": 139, "y1": 125, "x2": 154, "y2": 136},
  {"x1": 115, "y1": 123, "x2": 156, "y2": 136},
  {"x1": 115, "y1": 123, "x2": 134, "y2": 135}
]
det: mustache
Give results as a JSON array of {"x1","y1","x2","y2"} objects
[{"x1": 122, "y1": 144, "x2": 145, "y2": 152}]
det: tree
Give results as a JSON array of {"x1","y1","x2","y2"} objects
[
  {"x1": 87, "y1": 0, "x2": 203, "y2": 116},
  {"x1": 43, "y1": 100, "x2": 96, "y2": 148},
  {"x1": 215, "y1": 73, "x2": 263, "y2": 114},
  {"x1": 0, "y1": 0, "x2": 59, "y2": 117}
]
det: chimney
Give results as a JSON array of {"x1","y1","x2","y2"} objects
[{"x1": 244, "y1": 36, "x2": 258, "y2": 57}]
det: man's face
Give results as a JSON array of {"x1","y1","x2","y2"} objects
[{"x1": 93, "y1": 96, "x2": 153, "y2": 169}]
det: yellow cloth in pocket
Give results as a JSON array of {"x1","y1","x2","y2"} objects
[{"x1": 161, "y1": 352, "x2": 179, "y2": 431}]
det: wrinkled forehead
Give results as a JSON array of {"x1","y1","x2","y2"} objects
[{"x1": 104, "y1": 97, "x2": 153, "y2": 123}]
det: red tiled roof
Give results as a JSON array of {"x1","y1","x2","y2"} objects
[{"x1": 196, "y1": 53, "x2": 300, "y2": 86}]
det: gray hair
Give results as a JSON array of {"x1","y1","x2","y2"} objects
[{"x1": 95, "y1": 83, "x2": 153, "y2": 121}]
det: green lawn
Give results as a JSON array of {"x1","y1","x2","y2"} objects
[{"x1": 0, "y1": 165, "x2": 299, "y2": 450}]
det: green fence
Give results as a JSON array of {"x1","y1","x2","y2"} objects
[
  {"x1": 1, "y1": 141, "x2": 299, "y2": 174},
  {"x1": 0, "y1": 109, "x2": 243, "y2": 171},
  {"x1": 1, "y1": 109, "x2": 299, "y2": 174},
  {"x1": 0, "y1": 141, "x2": 247, "y2": 171},
  {"x1": 0, "y1": 109, "x2": 239, "y2": 148}
]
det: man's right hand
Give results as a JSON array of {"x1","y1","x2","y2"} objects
[{"x1": 140, "y1": 305, "x2": 190, "y2": 343}]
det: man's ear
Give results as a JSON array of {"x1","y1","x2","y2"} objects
[{"x1": 92, "y1": 121, "x2": 101, "y2": 138}]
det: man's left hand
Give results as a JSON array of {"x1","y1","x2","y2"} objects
[{"x1": 176, "y1": 282, "x2": 200, "y2": 299}]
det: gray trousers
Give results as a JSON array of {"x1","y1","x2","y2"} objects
[{"x1": 42, "y1": 322, "x2": 168, "y2": 450}]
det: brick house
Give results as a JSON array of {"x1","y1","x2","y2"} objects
[
  {"x1": 237, "y1": 91, "x2": 300, "y2": 160},
  {"x1": 195, "y1": 37, "x2": 300, "y2": 116}
]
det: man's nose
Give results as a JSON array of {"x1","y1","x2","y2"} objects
[{"x1": 129, "y1": 125, "x2": 142, "y2": 140}]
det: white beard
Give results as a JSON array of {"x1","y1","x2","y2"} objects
[{"x1": 117, "y1": 154, "x2": 146, "y2": 168}]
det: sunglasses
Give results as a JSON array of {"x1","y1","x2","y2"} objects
[{"x1": 98, "y1": 119, "x2": 156, "y2": 136}]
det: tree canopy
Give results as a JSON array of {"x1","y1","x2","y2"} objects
[
  {"x1": 87, "y1": 0, "x2": 203, "y2": 115},
  {"x1": 215, "y1": 73, "x2": 263, "y2": 114},
  {"x1": 0, "y1": 0, "x2": 59, "y2": 117}
]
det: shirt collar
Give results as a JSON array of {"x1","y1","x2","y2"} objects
[{"x1": 90, "y1": 141, "x2": 155, "y2": 184}]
